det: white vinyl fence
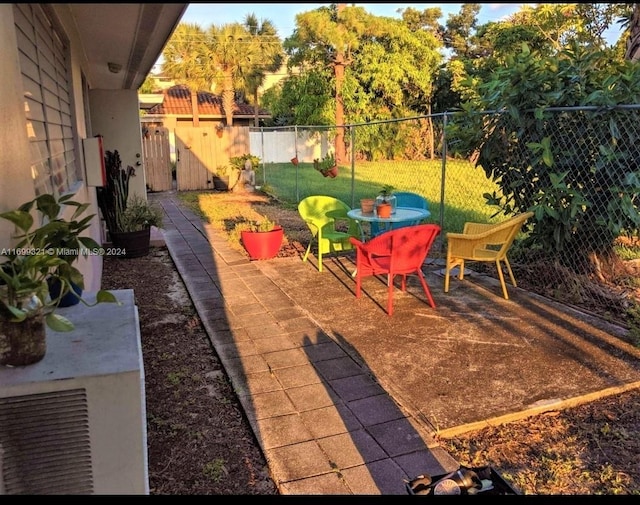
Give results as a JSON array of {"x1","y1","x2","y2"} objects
[{"x1": 249, "y1": 128, "x2": 329, "y2": 164}]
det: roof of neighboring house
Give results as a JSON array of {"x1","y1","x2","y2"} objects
[{"x1": 147, "y1": 85, "x2": 270, "y2": 118}]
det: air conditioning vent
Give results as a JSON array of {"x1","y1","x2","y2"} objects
[
  {"x1": 0, "y1": 389, "x2": 93, "y2": 494},
  {"x1": 0, "y1": 290, "x2": 148, "y2": 495}
]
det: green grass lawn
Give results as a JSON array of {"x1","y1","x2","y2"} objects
[{"x1": 258, "y1": 159, "x2": 503, "y2": 233}]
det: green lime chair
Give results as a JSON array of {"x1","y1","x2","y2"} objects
[{"x1": 298, "y1": 195, "x2": 360, "y2": 272}]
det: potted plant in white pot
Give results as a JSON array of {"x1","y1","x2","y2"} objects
[{"x1": 0, "y1": 193, "x2": 119, "y2": 366}]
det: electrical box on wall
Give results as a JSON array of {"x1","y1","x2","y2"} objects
[{"x1": 83, "y1": 136, "x2": 106, "y2": 187}]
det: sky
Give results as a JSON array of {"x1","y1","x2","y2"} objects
[{"x1": 179, "y1": 3, "x2": 526, "y2": 38}]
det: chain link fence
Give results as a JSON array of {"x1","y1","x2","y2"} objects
[{"x1": 250, "y1": 106, "x2": 640, "y2": 331}]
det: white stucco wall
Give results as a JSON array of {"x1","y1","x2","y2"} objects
[
  {"x1": 89, "y1": 90, "x2": 147, "y2": 201},
  {"x1": 0, "y1": 5, "x2": 145, "y2": 293}
]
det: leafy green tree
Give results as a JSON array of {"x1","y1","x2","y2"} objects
[
  {"x1": 261, "y1": 70, "x2": 333, "y2": 126},
  {"x1": 279, "y1": 4, "x2": 442, "y2": 160},
  {"x1": 447, "y1": 42, "x2": 640, "y2": 280},
  {"x1": 163, "y1": 19, "x2": 282, "y2": 127},
  {"x1": 239, "y1": 14, "x2": 284, "y2": 127},
  {"x1": 285, "y1": 4, "x2": 380, "y2": 163},
  {"x1": 138, "y1": 75, "x2": 158, "y2": 93}
]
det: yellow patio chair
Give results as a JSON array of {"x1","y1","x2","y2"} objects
[
  {"x1": 298, "y1": 195, "x2": 360, "y2": 272},
  {"x1": 444, "y1": 211, "x2": 534, "y2": 299}
]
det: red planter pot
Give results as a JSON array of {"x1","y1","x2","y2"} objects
[{"x1": 241, "y1": 226, "x2": 284, "y2": 260}]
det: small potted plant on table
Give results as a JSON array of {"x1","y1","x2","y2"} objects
[{"x1": 375, "y1": 184, "x2": 396, "y2": 218}]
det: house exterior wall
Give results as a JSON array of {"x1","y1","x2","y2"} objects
[
  {"x1": 0, "y1": 4, "x2": 146, "y2": 293},
  {"x1": 0, "y1": 4, "x2": 39, "y2": 249}
]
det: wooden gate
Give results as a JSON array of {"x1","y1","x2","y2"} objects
[
  {"x1": 175, "y1": 126, "x2": 250, "y2": 191},
  {"x1": 142, "y1": 126, "x2": 172, "y2": 192}
]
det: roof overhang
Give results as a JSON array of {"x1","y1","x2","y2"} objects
[{"x1": 66, "y1": 3, "x2": 188, "y2": 90}]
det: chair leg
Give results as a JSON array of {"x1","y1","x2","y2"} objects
[
  {"x1": 444, "y1": 256, "x2": 460, "y2": 293},
  {"x1": 495, "y1": 260, "x2": 510, "y2": 300},
  {"x1": 317, "y1": 234, "x2": 323, "y2": 272},
  {"x1": 387, "y1": 274, "x2": 394, "y2": 316},
  {"x1": 352, "y1": 260, "x2": 362, "y2": 298},
  {"x1": 444, "y1": 260, "x2": 450, "y2": 293},
  {"x1": 302, "y1": 242, "x2": 312, "y2": 263},
  {"x1": 504, "y1": 258, "x2": 517, "y2": 287},
  {"x1": 458, "y1": 260, "x2": 465, "y2": 280},
  {"x1": 417, "y1": 270, "x2": 436, "y2": 308}
]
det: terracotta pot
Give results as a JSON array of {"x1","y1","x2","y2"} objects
[
  {"x1": 360, "y1": 198, "x2": 375, "y2": 214},
  {"x1": 290, "y1": 156, "x2": 299, "y2": 166},
  {"x1": 241, "y1": 226, "x2": 284, "y2": 260},
  {"x1": 376, "y1": 203, "x2": 392, "y2": 218},
  {"x1": 326, "y1": 166, "x2": 338, "y2": 178}
]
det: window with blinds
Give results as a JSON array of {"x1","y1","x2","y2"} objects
[{"x1": 13, "y1": 3, "x2": 80, "y2": 196}]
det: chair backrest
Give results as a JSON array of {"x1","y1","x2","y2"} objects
[
  {"x1": 467, "y1": 212, "x2": 534, "y2": 259},
  {"x1": 298, "y1": 195, "x2": 351, "y2": 232},
  {"x1": 394, "y1": 191, "x2": 429, "y2": 211},
  {"x1": 360, "y1": 224, "x2": 441, "y2": 274}
]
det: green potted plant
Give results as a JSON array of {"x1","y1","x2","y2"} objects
[
  {"x1": 212, "y1": 165, "x2": 231, "y2": 191},
  {"x1": 375, "y1": 184, "x2": 396, "y2": 217},
  {"x1": 313, "y1": 153, "x2": 338, "y2": 178},
  {"x1": 1, "y1": 193, "x2": 119, "y2": 366},
  {"x1": 110, "y1": 194, "x2": 164, "y2": 258},
  {"x1": 233, "y1": 217, "x2": 283, "y2": 260},
  {"x1": 97, "y1": 150, "x2": 163, "y2": 258}
]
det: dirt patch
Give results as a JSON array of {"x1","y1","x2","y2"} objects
[{"x1": 102, "y1": 249, "x2": 278, "y2": 495}]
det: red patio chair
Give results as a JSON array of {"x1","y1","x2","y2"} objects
[{"x1": 349, "y1": 224, "x2": 441, "y2": 316}]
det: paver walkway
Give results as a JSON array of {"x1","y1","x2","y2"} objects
[{"x1": 153, "y1": 192, "x2": 459, "y2": 495}]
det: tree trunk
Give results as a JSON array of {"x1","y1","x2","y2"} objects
[
  {"x1": 334, "y1": 3, "x2": 347, "y2": 164},
  {"x1": 222, "y1": 71, "x2": 235, "y2": 127},
  {"x1": 625, "y1": 3, "x2": 640, "y2": 62},
  {"x1": 253, "y1": 88, "x2": 259, "y2": 127},
  {"x1": 334, "y1": 58, "x2": 346, "y2": 164},
  {"x1": 190, "y1": 90, "x2": 199, "y2": 127}
]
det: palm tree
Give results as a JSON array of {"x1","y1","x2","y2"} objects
[
  {"x1": 242, "y1": 14, "x2": 284, "y2": 127},
  {"x1": 624, "y1": 3, "x2": 640, "y2": 61},
  {"x1": 207, "y1": 23, "x2": 258, "y2": 127},
  {"x1": 162, "y1": 23, "x2": 211, "y2": 126}
]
